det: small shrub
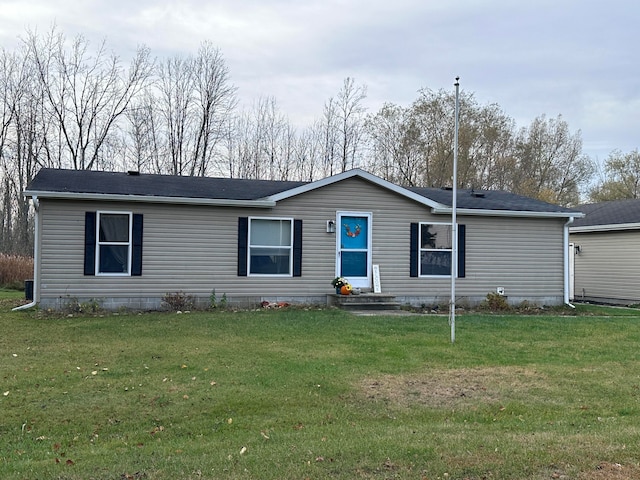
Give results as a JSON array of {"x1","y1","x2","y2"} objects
[
  {"x1": 210, "y1": 289, "x2": 217, "y2": 308},
  {"x1": 162, "y1": 291, "x2": 195, "y2": 311},
  {"x1": 480, "y1": 292, "x2": 511, "y2": 312},
  {"x1": 209, "y1": 289, "x2": 228, "y2": 309},
  {"x1": 60, "y1": 297, "x2": 104, "y2": 315}
]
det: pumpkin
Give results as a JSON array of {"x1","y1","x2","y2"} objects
[{"x1": 340, "y1": 284, "x2": 352, "y2": 295}]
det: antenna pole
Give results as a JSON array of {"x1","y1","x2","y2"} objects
[{"x1": 450, "y1": 77, "x2": 460, "y2": 344}]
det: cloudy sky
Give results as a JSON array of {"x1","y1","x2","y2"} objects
[{"x1": 0, "y1": 0, "x2": 637, "y2": 163}]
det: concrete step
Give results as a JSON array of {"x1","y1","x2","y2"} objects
[{"x1": 327, "y1": 293, "x2": 401, "y2": 311}]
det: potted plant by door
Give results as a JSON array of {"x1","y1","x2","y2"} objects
[{"x1": 331, "y1": 277, "x2": 350, "y2": 294}]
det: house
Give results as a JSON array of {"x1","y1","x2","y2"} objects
[
  {"x1": 570, "y1": 199, "x2": 640, "y2": 305},
  {"x1": 20, "y1": 168, "x2": 582, "y2": 310}
]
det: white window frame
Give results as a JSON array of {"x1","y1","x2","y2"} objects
[
  {"x1": 419, "y1": 221, "x2": 454, "y2": 278},
  {"x1": 96, "y1": 211, "x2": 133, "y2": 276},
  {"x1": 248, "y1": 216, "x2": 294, "y2": 277}
]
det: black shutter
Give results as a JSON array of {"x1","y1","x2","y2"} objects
[
  {"x1": 409, "y1": 222, "x2": 418, "y2": 277},
  {"x1": 132, "y1": 214, "x2": 143, "y2": 276},
  {"x1": 237, "y1": 217, "x2": 248, "y2": 276},
  {"x1": 84, "y1": 212, "x2": 96, "y2": 276},
  {"x1": 293, "y1": 219, "x2": 303, "y2": 277},
  {"x1": 457, "y1": 224, "x2": 466, "y2": 278}
]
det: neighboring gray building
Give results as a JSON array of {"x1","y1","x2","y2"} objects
[
  {"x1": 22, "y1": 168, "x2": 581, "y2": 310},
  {"x1": 570, "y1": 199, "x2": 640, "y2": 305}
]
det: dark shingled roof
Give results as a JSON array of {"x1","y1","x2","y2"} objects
[
  {"x1": 26, "y1": 168, "x2": 581, "y2": 216},
  {"x1": 408, "y1": 186, "x2": 579, "y2": 214},
  {"x1": 572, "y1": 199, "x2": 640, "y2": 227},
  {"x1": 26, "y1": 168, "x2": 307, "y2": 200}
]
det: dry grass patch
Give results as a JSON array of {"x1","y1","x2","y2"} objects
[
  {"x1": 361, "y1": 366, "x2": 549, "y2": 409},
  {"x1": 577, "y1": 462, "x2": 640, "y2": 479}
]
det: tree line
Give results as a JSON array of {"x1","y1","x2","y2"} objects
[{"x1": 0, "y1": 27, "x2": 634, "y2": 255}]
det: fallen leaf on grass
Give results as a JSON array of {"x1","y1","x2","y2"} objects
[
  {"x1": 240, "y1": 446, "x2": 247, "y2": 455},
  {"x1": 261, "y1": 431, "x2": 270, "y2": 440}
]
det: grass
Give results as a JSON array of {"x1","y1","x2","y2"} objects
[{"x1": 2, "y1": 295, "x2": 640, "y2": 479}]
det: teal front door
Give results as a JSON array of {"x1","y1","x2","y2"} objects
[{"x1": 336, "y1": 212, "x2": 372, "y2": 289}]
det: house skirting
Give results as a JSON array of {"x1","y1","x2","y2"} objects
[{"x1": 38, "y1": 293, "x2": 566, "y2": 311}]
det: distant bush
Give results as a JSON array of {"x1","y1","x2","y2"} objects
[{"x1": 0, "y1": 254, "x2": 33, "y2": 289}]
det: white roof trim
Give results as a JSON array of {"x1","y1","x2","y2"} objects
[
  {"x1": 265, "y1": 168, "x2": 443, "y2": 209},
  {"x1": 23, "y1": 190, "x2": 276, "y2": 208},
  {"x1": 431, "y1": 207, "x2": 583, "y2": 219},
  {"x1": 570, "y1": 222, "x2": 640, "y2": 233}
]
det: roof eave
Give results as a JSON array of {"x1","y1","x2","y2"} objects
[
  {"x1": 23, "y1": 190, "x2": 277, "y2": 208},
  {"x1": 570, "y1": 222, "x2": 640, "y2": 233},
  {"x1": 431, "y1": 207, "x2": 584, "y2": 218}
]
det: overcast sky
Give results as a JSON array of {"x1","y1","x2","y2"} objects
[{"x1": 0, "y1": 0, "x2": 637, "y2": 164}]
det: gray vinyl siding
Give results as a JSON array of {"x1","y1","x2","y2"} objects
[
  {"x1": 36, "y1": 176, "x2": 566, "y2": 309},
  {"x1": 571, "y1": 230, "x2": 640, "y2": 303}
]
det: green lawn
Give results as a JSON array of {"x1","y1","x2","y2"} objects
[{"x1": 1, "y1": 297, "x2": 640, "y2": 479}]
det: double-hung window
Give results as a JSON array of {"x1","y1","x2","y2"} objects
[
  {"x1": 248, "y1": 217, "x2": 293, "y2": 275},
  {"x1": 419, "y1": 222, "x2": 453, "y2": 276},
  {"x1": 96, "y1": 212, "x2": 132, "y2": 275}
]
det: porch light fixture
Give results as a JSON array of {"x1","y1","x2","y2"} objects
[{"x1": 326, "y1": 220, "x2": 336, "y2": 233}]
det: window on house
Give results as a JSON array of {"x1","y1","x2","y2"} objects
[
  {"x1": 97, "y1": 212, "x2": 132, "y2": 275},
  {"x1": 248, "y1": 218, "x2": 293, "y2": 275},
  {"x1": 420, "y1": 222, "x2": 452, "y2": 276}
]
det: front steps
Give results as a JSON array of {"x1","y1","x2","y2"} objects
[{"x1": 327, "y1": 292, "x2": 401, "y2": 312}]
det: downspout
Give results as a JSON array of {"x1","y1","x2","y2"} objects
[
  {"x1": 13, "y1": 195, "x2": 39, "y2": 311},
  {"x1": 563, "y1": 216, "x2": 575, "y2": 308}
]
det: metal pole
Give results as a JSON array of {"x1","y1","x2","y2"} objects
[{"x1": 450, "y1": 77, "x2": 460, "y2": 344}]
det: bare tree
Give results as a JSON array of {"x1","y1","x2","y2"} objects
[
  {"x1": 365, "y1": 103, "x2": 422, "y2": 186},
  {"x1": 154, "y1": 43, "x2": 236, "y2": 176},
  {"x1": 336, "y1": 77, "x2": 367, "y2": 172},
  {"x1": 191, "y1": 42, "x2": 237, "y2": 176},
  {"x1": 123, "y1": 92, "x2": 164, "y2": 173},
  {"x1": 26, "y1": 27, "x2": 153, "y2": 170}
]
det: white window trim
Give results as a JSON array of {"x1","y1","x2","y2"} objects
[
  {"x1": 247, "y1": 216, "x2": 294, "y2": 277},
  {"x1": 419, "y1": 221, "x2": 454, "y2": 278},
  {"x1": 96, "y1": 211, "x2": 133, "y2": 276}
]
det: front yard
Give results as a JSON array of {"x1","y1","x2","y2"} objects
[{"x1": 1, "y1": 294, "x2": 640, "y2": 479}]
